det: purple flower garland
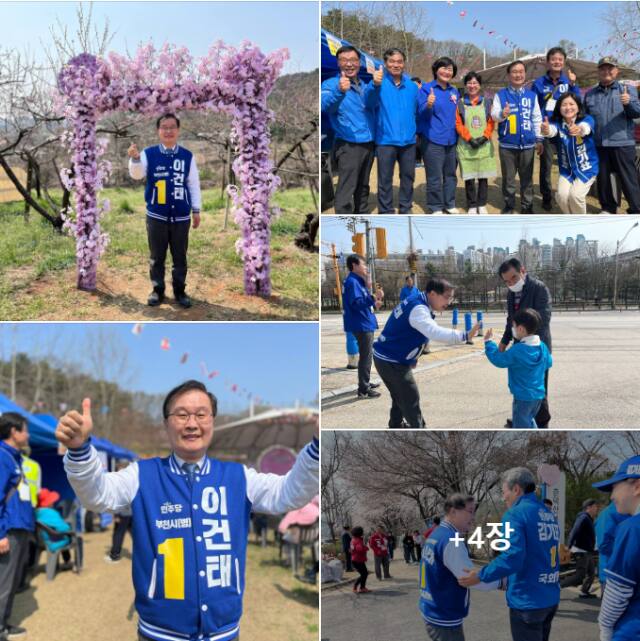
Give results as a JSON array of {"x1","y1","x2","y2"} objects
[{"x1": 57, "y1": 42, "x2": 288, "y2": 295}]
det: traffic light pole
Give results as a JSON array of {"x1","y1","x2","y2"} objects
[
  {"x1": 364, "y1": 218, "x2": 376, "y2": 289},
  {"x1": 332, "y1": 243, "x2": 343, "y2": 310},
  {"x1": 408, "y1": 217, "x2": 417, "y2": 288}
]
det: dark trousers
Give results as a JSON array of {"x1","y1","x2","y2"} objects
[
  {"x1": 596, "y1": 145, "x2": 640, "y2": 214},
  {"x1": 109, "y1": 515, "x2": 132, "y2": 560},
  {"x1": 374, "y1": 356, "x2": 425, "y2": 428},
  {"x1": 333, "y1": 140, "x2": 375, "y2": 214},
  {"x1": 499, "y1": 146, "x2": 535, "y2": 211},
  {"x1": 535, "y1": 370, "x2": 551, "y2": 429},
  {"x1": 465, "y1": 179, "x2": 488, "y2": 209},
  {"x1": 374, "y1": 554, "x2": 390, "y2": 580},
  {"x1": 421, "y1": 140, "x2": 457, "y2": 212},
  {"x1": 354, "y1": 331, "x2": 374, "y2": 394},
  {"x1": 0, "y1": 530, "x2": 29, "y2": 627},
  {"x1": 539, "y1": 138, "x2": 555, "y2": 203},
  {"x1": 146, "y1": 217, "x2": 190, "y2": 294},
  {"x1": 353, "y1": 561, "x2": 369, "y2": 590},
  {"x1": 403, "y1": 544, "x2": 416, "y2": 563},
  {"x1": 344, "y1": 550, "x2": 353, "y2": 572},
  {"x1": 560, "y1": 552, "x2": 595, "y2": 594},
  {"x1": 377, "y1": 144, "x2": 416, "y2": 214},
  {"x1": 414, "y1": 544, "x2": 422, "y2": 561},
  {"x1": 509, "y1": 605, "x2": 557, "y2": 641}
]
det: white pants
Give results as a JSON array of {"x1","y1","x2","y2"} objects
[{"x1": 556, "y1": 175, "x2": 595, "y2": 214}]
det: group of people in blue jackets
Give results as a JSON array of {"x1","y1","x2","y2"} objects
[{"x1": 322, "y1": 43, "x2": 640, "y2": 214}]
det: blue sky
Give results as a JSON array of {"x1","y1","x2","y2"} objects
[
  {"x1": 323, "y1": 1, "x2": 618, "y2": 61},
  {"x1": 1, "y1": 1, "x2": 318, "y2": 73},
  {"x1": 322, "y1": 216, "x2": 640, "y2": 255},
  {"x1": 0, "y1": 323, "x2": 319, "y2": 411}
]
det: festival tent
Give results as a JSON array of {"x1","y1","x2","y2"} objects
[
  {"x1": 477, "y1": 54, "x2": 640, "y2": 91},
  {"x1": 321, "y1": 29, "x2": 384, "y2": 83}
]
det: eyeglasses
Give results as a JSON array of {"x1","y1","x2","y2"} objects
[
  {"x1": 167, "y1": 411, "x2": 213, "y2": 425},
  {"x1": 159, "y1": 126, "x2": 178, "y2": 132},
  {"x1": 339, "y1": 61, "x2": 359, "y2": 67}
]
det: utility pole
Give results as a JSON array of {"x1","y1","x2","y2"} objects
[
  {"x1": 332, "y1": 243, "x2": 343, "y2": 309},
  {"x1": 364, "y1": 218, "x2": 376, "y2": 288},
  {"x1": 408, "y1": 217, "x2": 417, "y2": 288},
  {"x1": 482, "y1": 48, "x2": 486, "y2": 70}
]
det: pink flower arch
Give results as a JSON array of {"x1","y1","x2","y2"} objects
[{"x1": 57, "y1": 41, "x2": 289, "y2": 296}]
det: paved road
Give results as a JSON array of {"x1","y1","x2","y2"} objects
[
  {"x1": 321, "y1": 558, "x2": 601, "y2": 641},
  {"x1": 321, "y1": 310, "x2": 640, "y2": 428}
]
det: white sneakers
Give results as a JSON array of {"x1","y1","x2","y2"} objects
[{"x1": 446, "y1": 208, "x2": 461, "y2": 214}]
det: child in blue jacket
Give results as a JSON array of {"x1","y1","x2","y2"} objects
[{"x1": 484, "y1": 308, "x2": 552, "y2": 428}]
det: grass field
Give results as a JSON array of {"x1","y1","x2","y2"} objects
[{"x1": 0, "y1": 186, "x2": 318, "y2": 320}]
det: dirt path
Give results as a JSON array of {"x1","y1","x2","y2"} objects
[{"x1": 11, "y1": 529, "x2": 318, "y2": 641}]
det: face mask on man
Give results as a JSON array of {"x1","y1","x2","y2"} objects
[{"x1": 508, "y1": 277, "x2": 525, "y2": 293}]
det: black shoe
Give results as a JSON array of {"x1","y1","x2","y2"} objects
[
  {"x1": 370, "y1": 383, "x2": 381, "y2": 389},
  {"x1": 358, "y1": 389, "x2": 381, "y2": 399},
  {"x1": 346, "y1": 365, "x2": 358, "y2": 369},
  {"x1": 147, "y1": 289, "x2": 165, "y2": 306},
  {"x1": 5, "y1": 626, "x2": 27, "y2": 639},
  {"x1": 579, "y1": 592, "x2": 597, "y2": 599},
  {"x1": 521, "y1": 206, "x2": 534, "y2": 215},
  {"x1": 175, "y1": 292, "x2": 192, "y2": 308},
  {"x1": 501, "y1": 208, "x2": 515, "y2": 215},
  {"x1": 504, "y1": 418, "x2": 513, "y2": 428},
  {"x1": 542, "y1": 199, "x2": 553, "y2": 211},
  {"x1": 389, "y1": 419, "x2": 411, "y2": 429}
]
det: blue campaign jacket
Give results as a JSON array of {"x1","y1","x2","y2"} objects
[
  {"x1": 479, "y1": 493, "x2": 560, "y2": 610},
  {"x1": 144, "y1": 145, "x2": 194, "y2": 223},
  {"x1": 603, "y1": 513, "x2": 640, "y2": 641},
  {"x1": 585, "y1": 81, "x2": 640, "y2": 147},
  {"x1": 417, "y1": 80, "x2": 459, "y2": 146},
  {"x1": 419, "y1": 522, "x2": 469, "y2": 627},
  {"x1": 374, "y1": 72, "x2": 419, "y2": 146},
  {"x1": 531, "y1": 73, "x2": 580, "y2": 119},
  {"x1": 550, "y1": 115, "x2": 599, "y2": 183},
  {"x1": 485, "y1": 339, "x2": 552, "y2": 401},
  {"x1": 496, "y1": 87, "x2": 540, "y2": 149},
  {"x1": 0, "y1": 441, "x2": 34, "y2": 536},
  {"x1": 321, "y1": 75, "x2": 377, "y2": 144},
  {"x1": 400, "y1": 285, "x2": 420, "y2": 301},
  {"x1": 342, "y1": 272, "x2": 378, "y2": 333},
  {"x1": 133, "y1": 455, "x2": 249, "y2": 641},
  {"x1": 595, "y1": 502, "x2": 630, "y2": 584}
]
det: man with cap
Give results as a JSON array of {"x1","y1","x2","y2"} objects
[
  {"x1": 593, "y1": 455, "x2": 640, "y2": 641},
  {"x1": 560, "y1": 498, "x2": 600, "y2": 598},
  {"x1": 585, "y1": 58, "x2": 640, "y2": 214},
  {"x1": 459, "y1": 467, "x2": 560, "y2": 641}
]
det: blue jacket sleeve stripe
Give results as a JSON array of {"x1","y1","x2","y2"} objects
[
  {"x1": 305, "y1": 439, "x2": 319, "y2": 461},
  {"x1": 599, "y1": 577, "x2": 634, "y2": 629},
  {"x1": 604, "y1": 567, "x2": 637, "y2": 586}
]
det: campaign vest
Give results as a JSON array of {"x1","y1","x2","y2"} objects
[
  {"x1": 373, "y1": 292, "x2": 431, "y2": 366},
  {"x1": 553, "y1": 116, "x2": 599, "y2": 183},
  {"x1": 497, "y1": 87, "x2": 538, "y2": 149},
  {"x1": 22, "y1": 455, "x2": 41, "y2": 508},
  {"x1": 144, "y1": 145, "x2": 193, "y2": 223},
  {"x1": 419, "y1": 522, "x2": 470, "y2": 627},
  {"x1": 132, "y1": 456, "x2": 249, "y2": 641}
]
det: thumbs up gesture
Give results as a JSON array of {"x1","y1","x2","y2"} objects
[
  {"x1": 621, "y1": 84, "x2": 630, "y2": 106},
  {"x1": 373, "y1": 65, "x2": 384, "y2": 86},
  {"x1": 339, "y1": 71, "x2": 351, "y2": 93},
  {"x1": 568, "y1": 120, "x2": 581, "y2": 136},
  {"x1": 541, "y1": 116, "x2": 550, "y2": 136},
  {"x1": 502, "y1": 102, "x2": 511, "y2": 119},
  {"x1": 127, "y1": 143, "x2": 140, "y2": 160},
  {"x1": 56, "y1": 398, "x2": 94, "y2": 450},
  {"x1": 427, "y1": 86, "x2": 436, "y2": 108}
]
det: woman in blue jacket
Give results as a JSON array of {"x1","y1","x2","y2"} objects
[{"x1": 541, "y1": 93, "x2": 599, "y2": 213}]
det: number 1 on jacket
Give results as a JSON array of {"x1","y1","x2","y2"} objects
[{"x1": 158, "y1": 537, "x2": 185, "y2": 600}]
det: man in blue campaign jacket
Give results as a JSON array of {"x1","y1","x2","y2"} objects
[
  {"x1": 0, "y1": 413, "x2": 35, "y2": 640},
  {"x1": 531, "y1": 46, "x2": 580, "y2": 210},
  {"x1": 595, "y1": 501, "x2": 630, "y2": 595},
  {"x1": 342, "y1": 254, "x2": 383, "y2": 399},
  {"x1": 593, "y1": 455, "x2": 640, "y2": 641},
  {"x1": 373, "y1": 278, "x2": 480, "y2": 428},
  {"x1": 400, "y1": 275, "x2": 419, "y2": 301},
  {"x1": 419, "y1": 493, "x2": 501, "y2": 641},
  {"x1": 374, "y1": 48, "x2": 419, "y2": 215},
  {"x1": 460, "y1": 467, "x2": 560, "y2": 641},
  {"x1": 491, "y1": 60, "x2": 543, "y2": 214},
  {"x1": 128, "y1": 114, "x2": 202, "y2": 308},
  {"x1": 585, "y1": 57, "x2": 640, "y2": 213},
  {"x1": 321, "y1": 45, "x2": 378, "y2": 215},
  {"x1": 56, "y1": 380, "x2": 319, "y2": 641}
]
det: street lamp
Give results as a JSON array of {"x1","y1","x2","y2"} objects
[{"x1": 613, "y1": 221, "x2": 639, "y2": 310}]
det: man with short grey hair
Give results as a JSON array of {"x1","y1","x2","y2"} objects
[
  {"x1": 460, "y1": 467, "x2": 560, "y2": 641},
  {"x1": 560, "y1": 498, "x2": 600, "y2": 597}
]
